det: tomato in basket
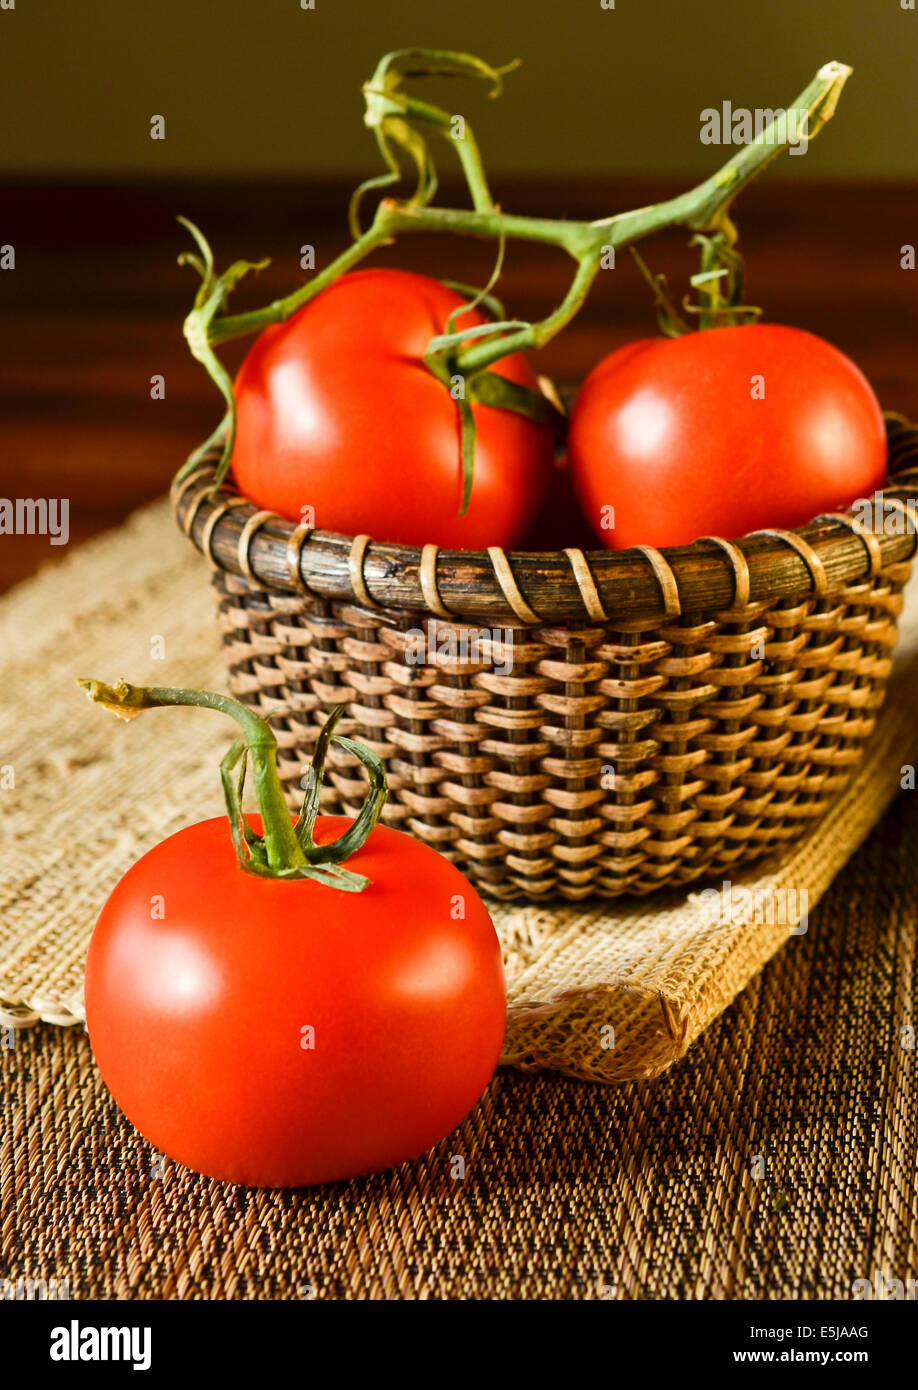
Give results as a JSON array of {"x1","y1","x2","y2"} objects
[
  {"x1": 567, "y1": 324, "x2": 887, "y2": 550},
  {"x1": 229, "y1": 269, "x2": 556, "y2": 550}
]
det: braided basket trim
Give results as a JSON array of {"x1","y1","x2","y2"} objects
[{"x1": 173, "y1": 414, "x2": 918, "y2": 625}]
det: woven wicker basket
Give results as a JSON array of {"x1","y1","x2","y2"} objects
[{"x1": 172, "y1": 414, "x2": 918, "y2": 901}]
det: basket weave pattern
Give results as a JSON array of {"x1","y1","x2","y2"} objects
[{"x1": 175, "y1": 418, "x2": 918, "y2": 901}]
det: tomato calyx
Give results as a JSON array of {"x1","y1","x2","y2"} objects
[
  {"x1": 77, "y1": 679, "x2": 387, "y2": 892},
  {"x1": 683, "y1": 226, "x2": 763, "y2": 332},
  {"x1": 631, "y1": 223, "x2": 764, "y2": 340}
]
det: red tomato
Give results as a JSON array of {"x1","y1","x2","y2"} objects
[
  {"x1": 230, "y1": 268, "x2": 555, "y2": 548},
  {"x1": 85, "y1": 815, "x2": 505, "y2": 1188},
  {"x1": 567, "y1": 324, "x2": 887, "y2": 550}
]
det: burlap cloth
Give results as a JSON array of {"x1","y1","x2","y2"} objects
[{"x1": 3, "y1": 499, "x2": 918, "y2": 1085}]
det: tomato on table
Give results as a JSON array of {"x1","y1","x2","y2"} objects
[{"x1": 80, "y1": 682, "x2": 506, "y2": 1189}]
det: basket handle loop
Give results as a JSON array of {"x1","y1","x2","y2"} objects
[
  {"x1": 870, "y1": 499, "x2": 918, "y2": 561},
  {"x1": 285, "y1": 522, "x2": 315, "y2": 593},
  {"x1": 171, "y1": 464, "x2": 218, "y2": 518},
  {"x1": 419, "y1": 544, "x2": 455, "y2": 619},
  {"x1": 487, "y1": 547, "x2": 542, "y2": 624},
  {"x1": 563, "y1": 548, "x2": 608, "y2": 622},
  {"x1": 348, "y1": 534, "x2": 379, "y2": 609},
  {"x1": 696, "y1": 536, "x2": 751, "y2": 612},
  {"x1": 750, "y1": 529, "x2": 829, "y2": 597},
  {"x1": 200, "y1": 496, "x2": 249, "y2": 566},
  {"x1": 814, "y1": 512, "x2": 882, "y2": 579},
  {"x1": 169, "y1": 460, "x2": 219, "y2": 512},
  {"x1": 632, "y1": 544, "x2": 681, "y2": 619},
  {"x1": 179, "y1": 480, "x2": 221, "y2": 540},
  {"x1": 237, "y1": 510, "x2": 282, "y2": 586}
]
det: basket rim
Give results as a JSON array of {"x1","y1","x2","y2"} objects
[{"x1": 172, "y1": 412, "x2": 918, "y2": 625}]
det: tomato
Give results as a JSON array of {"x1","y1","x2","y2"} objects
[
  {"x1": 230, "y1": 268, "x2": 555, "y2": 549},
  {"x1": 84, "y1": 814, "x2": 505, "y2": 1188},
  {"x1": 567, "y1": 324, "x2": 887, "y2": 550}
]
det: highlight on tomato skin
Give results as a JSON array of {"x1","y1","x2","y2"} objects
[
  {"x1": 84, "y1": 815, "x2": 506, "y2": 1190},
  {"x1": 229, "y1": 268, "x2": 556, "y2": 551},
  {"x1": 565, "y1": 323, "x2": 888, "y2": 552}
]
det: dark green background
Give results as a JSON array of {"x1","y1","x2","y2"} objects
[{"x1": 1, "y1": 0, "x2": 915, "y2": 180}]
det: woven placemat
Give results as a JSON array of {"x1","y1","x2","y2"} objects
[
  {"x1": 3, "y1": 779, "x2": 916, "y2": 1298},
  {"x1": 3, "y1": 498, "x2": 918, "y2": 1082}
]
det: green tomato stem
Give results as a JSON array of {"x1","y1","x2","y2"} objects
[
  {"x1": 209, "y1": 60, "x2": 850, "y2": 374},
  {"x1": 209, "y1": 222, "x2": 388, "y2": 345},
  {"x1": 77, "y1": 680, "x2": 388, "y2": 891}
]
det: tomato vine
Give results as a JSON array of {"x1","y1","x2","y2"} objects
[{"x1": 174, "y1": 50, "x2": 853, "y2": 496}]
